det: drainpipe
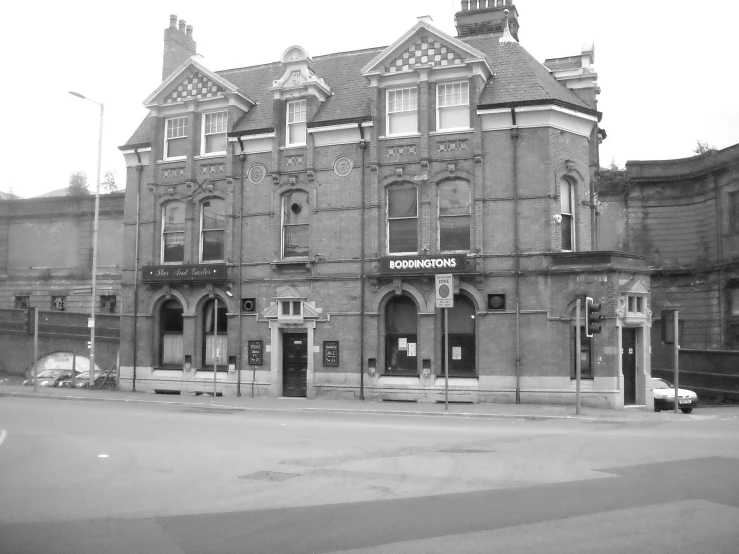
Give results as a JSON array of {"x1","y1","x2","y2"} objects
[
  {"x1": 358, "y1": 123, "x2": 367, "y2": 401},
  {"x1": 237, "y1": 141, "x2": 246, "y2": 396},
  {"x1": 511, "y1": 109, "x2": 521, "y2": 404},
  {"x1": 132, "y1": 149, "x2": 143, "y2": 392}
]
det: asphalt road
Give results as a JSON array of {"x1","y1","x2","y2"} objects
[{"x1": 1, "y1": 398, "x2": 738, "y2": 553}]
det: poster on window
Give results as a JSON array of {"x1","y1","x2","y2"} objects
[
  {"x1": 407, "y1": 343, "x2": 416, "y2": 357},
  {"x1": 452, "y1": 346, "x2": 462, "y2": 360},
  {"x1": 399, "y1": 338, "x2": 408, "y2": 351}
]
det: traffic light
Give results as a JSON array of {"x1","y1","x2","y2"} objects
[{"x1": 585, "y1": 297, "x2": 602, "y2": 337}]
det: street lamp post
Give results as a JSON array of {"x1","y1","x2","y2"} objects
[{"x1": 69, "y1": 91, "x2": 103, "y2": 390}]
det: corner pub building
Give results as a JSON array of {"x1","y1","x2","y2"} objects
[{"x1": 119, "y1": 1, "x2": 653, "y2": 409}]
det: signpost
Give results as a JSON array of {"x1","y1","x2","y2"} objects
[
  {"x1": 674, "y1": 310, "x2": 679, "y2": 414},
  {"x1": 247, "y1": 340, "x2": 263, "y2": 398},
  {"x1": 576, "y1": 298, "x2": 582, "y2": 415},
  {"x1": 436, "y1": 274, "x2": 454, "y2": 410}
]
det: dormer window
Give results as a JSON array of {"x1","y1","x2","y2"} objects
[
  {"x1": 627, "y1": 295, "x2": 645, "y2": 315},
  {"x1": 286, "y1": 99, "x2": 307, "y2": 146},
  {"x1": 280, "y1": 300, "x2": 303, "y2": 318},
  {"x1": 437, "y1": 81, "x2": 469, "y2": 131},
  {"x1": 165, "y1": 116, "x2": 188, "y2": 160},
  {"x1": 387, "y1": 87, "x2": 418, "y2": 136},
  {"x1": 202, "y1": 111, "x2": 227, "y2": 155}
]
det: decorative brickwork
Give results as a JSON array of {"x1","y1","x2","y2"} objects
[
  {"x1": 437, "y1": 140, "x2": 469, "y2": 152},
  {"x1": 385, "y1": 36, "x2": 465, "y2": 73},
  {"x1": 165, "y1": 71, "x2": 225, "y2": 104},
  {"x1": 387, "y1": 145, "x2": 417, "y2": 156}
]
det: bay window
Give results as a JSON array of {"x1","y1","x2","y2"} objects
[
  {"x1": 165, "y1": 116, "x2": 188, "y2": 159},
  {"x1": 387, "y1": 87, "x2": 418, "y2": 136},
  {"x1": 437, "y1": 81, "x2": 469, "y2": 131},
  {"x1": 387, "y1": 184, "x2": 418, "y2": 254}
]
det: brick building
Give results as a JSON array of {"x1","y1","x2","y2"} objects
[
  {"x1": 599, "y1": 142, "x2": 739, "y2": 367},
  {"x1": 119, "y1": 1, "x2": 652, "y2": 408}
]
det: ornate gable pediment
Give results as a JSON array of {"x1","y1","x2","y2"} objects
[
  {"x1": 272, "y1": 45, "x2": 331, "y2": 102},
  {"x1": 263, "y1": 286, "x2": 323, "y2": 320},
  {"x1": 275, "y1": 286, "x2": 304, "y2": 300},
  {"x1": 361, "y1": 19, "x2": 492, "y2": 81},
  {"x1": 143, "y1": 55, "x2": 254, "y2": 111},
  {"x1": 620, "y1": 278, "x2": 649, "y2": 295},
  {"x1": 385, "y1": 35, "x2": 467, "y2": 74}
]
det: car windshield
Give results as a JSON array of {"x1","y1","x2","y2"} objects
[
  {"x1": 651, "y1": 378, "x2": 673, "y2": 389},
  {"x1": 36, "y1": 370, "x2": 60, "y2": 379}
]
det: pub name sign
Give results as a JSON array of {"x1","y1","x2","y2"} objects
[
  {"x1": 380, "y1": 254, "x2": 467, "y2": 275},
  {"x1": 142, "y1": 264, "x2": 227, "y2": 282}
]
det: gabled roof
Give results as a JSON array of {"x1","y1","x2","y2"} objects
[
  {"x1": 360, "y1": 19, "x2": 491, "y2": 76},
  {"x1": 143, "y1": 55, "x2": 254, "y2": 108},
  {"x1": 121, "y1": 24, "x2": 595, "y2": 148}
]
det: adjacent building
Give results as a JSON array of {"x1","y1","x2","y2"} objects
[{"x1": 118, "y1": 1, "x2": 653, "y2": 408}]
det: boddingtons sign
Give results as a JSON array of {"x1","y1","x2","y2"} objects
[{"x1": 380, "y1": 254, "x2": 467, "y2": 275}]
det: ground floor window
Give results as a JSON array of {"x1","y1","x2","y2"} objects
[
  {"x1": 385, "y1": 295, "x2": 418, "y2": 374},
  {"x1": 440, "y1": 295, "x2": 476, "y2": 375},
  {"x1": 203, "y1": 298, "x2": 228, "y2": 370},
  {"x1": 160, "y1": 299, "x2": 184, "y2": 366}
]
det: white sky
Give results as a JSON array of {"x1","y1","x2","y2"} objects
[{"x1": 3, "y1": 0, "x2": 737, "y2": 198}]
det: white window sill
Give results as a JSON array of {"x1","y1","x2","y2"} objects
[
  {"x1": 430, "y1": 128, "x2": 474, "y2": 136},
  {"x1": 379, "y1": 134, "x2": 421, "y2": 141},
  {"x1": 281, "y1": 145, "x2": 307, "y2": 150},
  {"x1": 199, "y1": 260, "x2": 225, "y2": 264},
  {"x1": 386, "y1": 252, "x2": 419, "y2": 256},
  {"x1": 195, "y1": 153, "x2": 227, "y2": 160},
  {"x1": 158, "y1": 158, "x2": 187, "y2": 164}
]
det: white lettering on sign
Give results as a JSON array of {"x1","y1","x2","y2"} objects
[
  {"x1": 436, "y1": 273, "x2": 454, "y2": 308},
  {"x1": 389, "y1": 258, "x2": 457, "y2": 270}
]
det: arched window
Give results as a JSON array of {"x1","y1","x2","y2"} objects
[
  {"x1": 438, "y1": 180, "x2": 471, "y2": 252},
  {"x1": 162, "y1": 202, "x2": 185, "y2": 263},
  {"x1": 387, "y1": 184, "x2": 418, "y2": 254},
  {"x1": 282, "y1": 190, "x2": 310, "y2": 258},
  {"x1": 385, "y1": 295, "x2": 418, "y2": 374},
  {"x1": 560, "y1": 178, "x2": 575, "y2": 251},
  {"x1": 200, "y1": 199, "x2": 226, "y2": 262},
  {"x1": 441, "y1": 295, "x2": 476, "y2": 374},
  {"x1": 160, "y1": 299, "x2": 184, "y2": 366},
  {"x1": 203, "y1": 298, "x2": 228, "y2": 369}
]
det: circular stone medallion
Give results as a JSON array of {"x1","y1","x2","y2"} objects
[
  {"x1": 334, "y1": 156, "x2": 353, "y2": 177},
  {"x1": 248, "y1": 164, "x2": 266, "y2": 184}
]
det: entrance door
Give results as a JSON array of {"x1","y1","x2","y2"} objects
[
  {"x1": 622, "y1": 328, "x2": 637, "y2": 405},
  {"x1": 283, "y1": 333, "x2": 308, "y2": 397}
]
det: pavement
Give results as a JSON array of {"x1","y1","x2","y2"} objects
[{"x1": 0, "y1": 383, "x2": 717, "y2": 422}]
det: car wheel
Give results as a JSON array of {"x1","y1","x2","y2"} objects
[{"x1": 680, "y1": 408, "x2": 693, "y2": 414}]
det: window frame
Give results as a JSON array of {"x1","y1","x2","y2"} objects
[
  {"x1": 286, "y1": 99, "x2": 307, "y2": 147},
  {"x1": 159, "y1": 299, "x2": 184, "y2": 367},
  {"x1": 387, "y1": 184, "x2": 419, "y2": 255},
  {"x1": 161, "y1": 201, "x2": 186, "y2": 264},
  {"x1": 437, "y1": 179, "x2": 472, "y2": 253},
  {"x1": 560, "y1": 178, "x2": 576, "y2": 251},
  {"x1": 436, "y1": 81, "x2": 470, "y2": 132},
  {"x1": 200, "y1": 111, "x2": 228, "y2": 156},
  {"x1": 281, "y1": 190, "x2": 310, "y2": 259},
  {"x1": 386, "y1": 87, "x2": 419, "y2": 137},
  {"x1": 199, "y1": 198, "x2": 226, "y2": 263},
  {"x1": 164, "y1": 116, "x2": 189, "y2": 160},
  {"x1": 384, "y1": 295, "x2": 419, "y2": 375}
]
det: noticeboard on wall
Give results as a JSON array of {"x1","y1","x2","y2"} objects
[
  {"x1": 247, "y1": 340, "x2": 263, "y2": 366},
  {"x1": 323, "y1": 341, "x2": 339, "y2": 367}
]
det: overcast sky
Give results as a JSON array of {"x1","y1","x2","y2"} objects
[{"x1": 3, "y1": 0, "x2": 737, "y2": 198}]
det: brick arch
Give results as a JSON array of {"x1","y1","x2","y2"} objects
[
  {"x1": 428, "y1": 169, "x2": 474, "y2": 182},
  {"x1": 191, "y1": 288, "x2": 235, "y2": 315},
  {"x1": 372, "y1": 282, "x2": 431, "y2": 314},
  {"x1": 146, "y1": 288, "x2": 189, "y2": 316}
]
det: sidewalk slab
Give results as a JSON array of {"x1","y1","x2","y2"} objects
[{"x1": 0, "y1": 385, "x2": 700, "y2": 423}]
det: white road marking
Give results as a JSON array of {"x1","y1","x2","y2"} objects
[
  {"x1": 98, "y1": 454, "x2": 109, "y2": 458},
  {"x1": 0, "y1": 429, "x2": 6, "y2": 447}
]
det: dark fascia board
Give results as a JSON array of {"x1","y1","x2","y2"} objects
[
  {"x1": 118, "y1": 142, "x2": 152, "y2": 151},
  {"x1": 477, "y1": 98, "x2": 602, "y2": 122},
  {"x1": 228, "y1": 127, "x2": 275, "y2": 138},
  {"x1": 308, "y1": 116, "x2": 373, "y2": 129}
]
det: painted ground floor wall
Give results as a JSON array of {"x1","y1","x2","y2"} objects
[{"x1": 118, "y1": 255, "x2": 653, "y2": 409}]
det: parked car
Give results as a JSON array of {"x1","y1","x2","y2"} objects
[
  {"x1": 23, "y1": 369, "x2": 77, "y2": 387},
  {"x1": 58, "y1": 370, "x2": 116, "y2": 390},
  {"x1": 651, "y1": 377, "x2": 699, "y2": 413}
]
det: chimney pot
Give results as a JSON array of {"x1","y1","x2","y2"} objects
[
  {"x1": 461, "y1": 0, "x2": 469, "y2": 11},
  {"x1": 186, "y1": 25, "x2": 193, "y2": 37},
  {"x1": 178, "y1": 19, "x2": 186, "y2": 32},
  {"x1": 169, "y1": 14, "x2": 177, "y2": 29}
]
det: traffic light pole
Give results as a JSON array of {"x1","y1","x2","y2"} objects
[
  {"x1": 444, "y1": 307, "x2": 449, "y2": 411},
  {"x1": 576, "y1": 298, "x2": 581, "y2": 415},
  {"x1": 674, "y1": 310, "x2": 679, "y2": 414}
]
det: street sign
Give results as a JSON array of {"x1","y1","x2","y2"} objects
[{"x1": 435, "y1": 274, "x2": 454, "y2": 308}]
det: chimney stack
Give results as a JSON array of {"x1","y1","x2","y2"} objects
[
  {"x1": 455, "y1": 0, "x2": 520, "y2": 41},
  {"x1": 162, "y1": 14, "x2": 197, "y2": 81}
]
